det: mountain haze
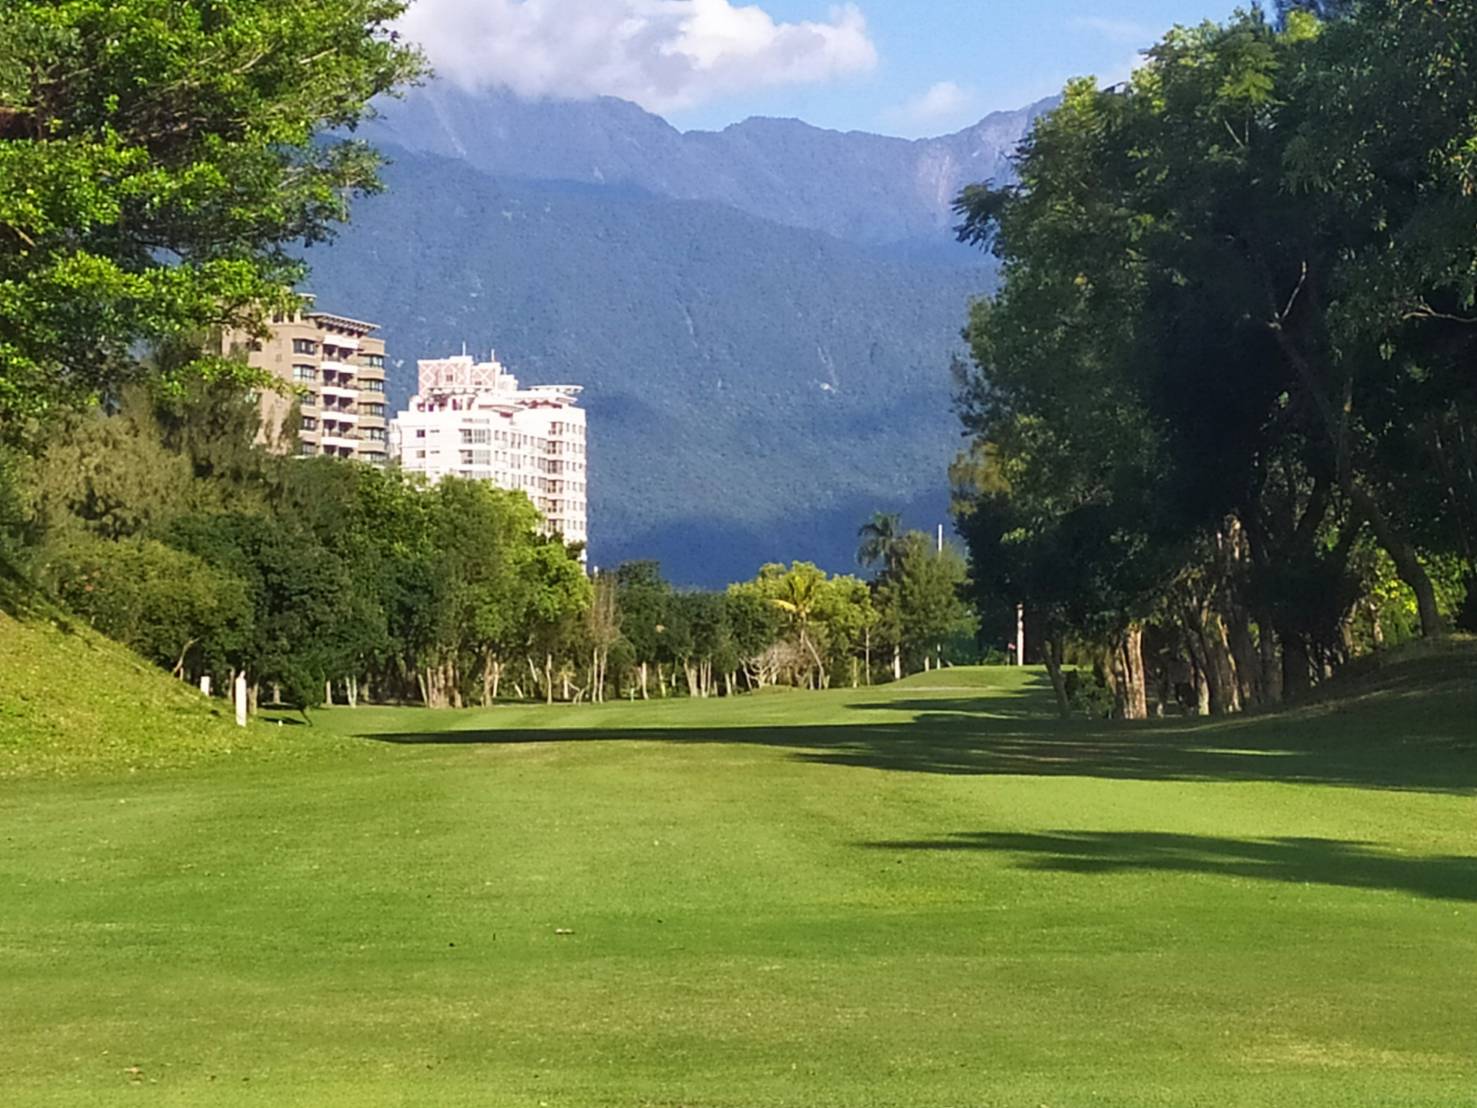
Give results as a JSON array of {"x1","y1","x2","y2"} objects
[{"x1": 305, "y1": 85, "x2": 1044, "y2": 584}]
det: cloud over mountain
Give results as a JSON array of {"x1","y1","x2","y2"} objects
[
  {"x1": 883, "y1": 81, "x2": 975, "y2": 131},
  {"x1": 397, "y1": 0, "x2": 878, "y2": 113}
]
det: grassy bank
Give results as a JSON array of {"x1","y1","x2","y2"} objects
[{"x1": 0, "y1": 596, "x2": 295, "y2": 779}]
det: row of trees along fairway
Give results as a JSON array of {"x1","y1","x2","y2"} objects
[
  {"x1": 19, "y1": 383, "x2": 591, "y2": 712},
  {"x1": 6, "y1": 377, "x2": 980, "y2": 710},
  {"x1": 952, "y1": 0, "x2": 1477, "y2": 719}
]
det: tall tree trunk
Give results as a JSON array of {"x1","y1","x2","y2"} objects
[
  {"x1": 545, "y1": 653, "x2": 554, "y2": 706},
  {"x1": 1257, "y1": 616, "x2": 1283, "y2": 704},
  {"x1": 325, "y1": 679, "x2": 333, "y2": 707},
  {"x1": 448, "y1": 662, "x2": 463, "y2": 710},
  {"x1": 1281, "y1": 633, "x2": 1313, "y2": 701},
  {"x1": 892, "y1": 642, "x2": 902, "y2": 681},
  {"x1": 1206, "y1": 613, "x2": 1241, "y2": 715},
  {"x1": 1185, "y1": 606, "x2": 1239, "y2": 715},
  {"x1": 1116, "y1": 624, "x2": 1148, "y2": 720},
  {"x1": 640, "y1": 661, "x2": 649, "y2": 700},
  {"x1": 1042, "y1": 636, "x2": 1071, "y2": 720},
  {"x1": 1351, "y1": 484, "x2": 1445, "y2": 638},
  {"x1": 1223, "y1": 603, "x2": 1262, "y2": 710}
]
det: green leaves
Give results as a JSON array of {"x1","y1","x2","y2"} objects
[{"x1": 0, "y1": 0, "x2": 425, "y2": 435}]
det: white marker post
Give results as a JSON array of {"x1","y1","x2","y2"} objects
[
  {"x1": 1016, "y1": 604, "x2": 1026, "y2": 667},
  {"x1": 199, "y1": 675, "x2": 212, "y2": 698},
  {"x1": 234, "y1": 672, "x2": 248, "y2": 727}
]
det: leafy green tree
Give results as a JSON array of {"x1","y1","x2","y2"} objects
[
  {"x1": 615, "y1": 560, "x2": 672, "y2": 699},
  {"x1": 0, "y1": 0, "x2": 424, "y2": 433},
  {"x1": 42, "y1": 530, "x2": 250, "y2": 679},
  {"x1": 876, "y1": 532, "x2": 975, "y2": 674},
  {"x1": 952, "y1": 4, "x2": 1477, "y2": 713}
]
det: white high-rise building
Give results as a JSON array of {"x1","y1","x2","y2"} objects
[{"x1": 390, "y1": 354, "x2": 588, "y2": 548}]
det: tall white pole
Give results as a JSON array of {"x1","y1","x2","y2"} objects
[
  {"x1": 1016, "y1": 604, "x2": 1026, "y2": 667},
  {"x1": 937, "y1": 523, "x2": 944, "y2": 553}
]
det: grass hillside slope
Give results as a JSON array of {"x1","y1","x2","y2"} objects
[
  {"x1": 0, "y1": 591, "x2": 289, "y2": 778},
  {"x1": 3, "y1": 645, "x2": 1474, "y2": 1105}
]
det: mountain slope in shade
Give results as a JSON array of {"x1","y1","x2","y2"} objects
[
  {"x1": 304, "y1": 147, "x2": 995, "y2": 585},
  {"x1": 364, "y1": 84, "x2": 1052, "y2": 249}
]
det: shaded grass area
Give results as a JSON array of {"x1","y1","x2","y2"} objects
[
  {"x1": 347, "y1": 652, "x2": 1477, "y2": 794},
  {"x1": 2, "y1": 651, "x2": 1475, "y2": 1105}
]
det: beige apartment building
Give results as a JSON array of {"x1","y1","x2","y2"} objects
[{"x1": 232, "y1": 301, "x2": 390, "y2": 464}]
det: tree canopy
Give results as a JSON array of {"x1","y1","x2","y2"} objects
[
  {"x1": 953, "y1": 0, "x2": 1477, "y2": 716},
  {"x1": 0, "y1": 0, "x2": 424, "y2": 435}
]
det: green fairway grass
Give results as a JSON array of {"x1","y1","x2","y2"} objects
[{"x1": 3, "y1": 651, "x2": 1475, "y2": 1106}]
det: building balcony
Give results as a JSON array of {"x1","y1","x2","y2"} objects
[{"x1": 321, "y1": 382, "x2": 357, "y2": 400}]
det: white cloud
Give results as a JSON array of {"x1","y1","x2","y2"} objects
[
  {"x1": 397, "y1": 0, "x2": 879, "y2": 113},
  {"x1": 881, "y1": 81, "x2": 975, "y2": 132}
]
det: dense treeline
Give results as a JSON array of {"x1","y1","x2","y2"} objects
[
  {"x1": 952, "y1": 0, "x2": 1477, "y2": 718},
  {"x1": 0, "y1": 385, "x2": 977, "y2": 712}
]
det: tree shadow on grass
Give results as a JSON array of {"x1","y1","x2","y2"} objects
[
  {"x1": 360, "y1": 677, "x2": 1477, "y2": 793},
  {"x1": 860, "y1": 830, "x2": 1477, "y2": 902},
  {"x1": 359, "y1": 654, "x2": 1477, "y2": 793}
]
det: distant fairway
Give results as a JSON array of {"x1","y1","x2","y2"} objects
[{"x1": 3, "y1": 656, "x2": 1475, "y2": 1106}]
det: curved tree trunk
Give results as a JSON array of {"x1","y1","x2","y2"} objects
[
  {"x1": 1351, "y1": 484, "x2": 1444, "y2": 638},
  {"x1": 1042, "y1": 636, "x2": 1071, "y2": 720}
]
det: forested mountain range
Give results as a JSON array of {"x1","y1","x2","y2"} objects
[{"x1": 304, "y1": 86, "x2": 1042, "y2": 584}]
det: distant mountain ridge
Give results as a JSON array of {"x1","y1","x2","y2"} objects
[
  {"x1": 303, "y1": 84, "x2": 1048, "y2": 584},
  {"x1": 364, "y1": 85, "x2": 1053, "y2": 249}
]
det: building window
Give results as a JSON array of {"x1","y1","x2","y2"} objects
[
  {"x1": 299, "y1": 443, "x2": 317, "y2": 456},
  {"x1": 415, "y1": 429, "x2": 426, "y2": 439},
  {"x1": 299, "y1": 393, "x2": 315, "y2": 408},
  {"x1": 365, "y1": 428, "x2": 387, "y2": 442},
  {"x1": 301, "y1": 416, "x2": 318, "y2": 431},
  {"x1": 362, "y1": 354, "x2": 385, "y2": 369},
  {"x1": 292, "y1": 338, "x2": 318, "y2": 354},
  {"x1": 362, "y1": 379, "x2": 385, "y2": 393},
  {"x1": 292, "y1": 364, "x2": 317, "y2": 382},
  {"x1": 362, "y1": 403, "x2": 386, "y2": 417}
]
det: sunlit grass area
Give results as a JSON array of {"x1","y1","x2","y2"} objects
[{"x1": 3, "y1": 652, "x2": 1475, "y2": 1106}]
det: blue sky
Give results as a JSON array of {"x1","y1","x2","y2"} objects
[
  {"x1": 666, "y1": 0, "x2": 1241, "y2": 135},
  {"x1": 401, "y1": 0, "x2": 1244, "y2": 139}
]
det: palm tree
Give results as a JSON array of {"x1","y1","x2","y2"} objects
[
  {"x1": 769, "y1": 564, "x2": 829, "y2": 689},
  {"x1": 856, "y1": 511, "x2": 903, "y2": 576}
]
